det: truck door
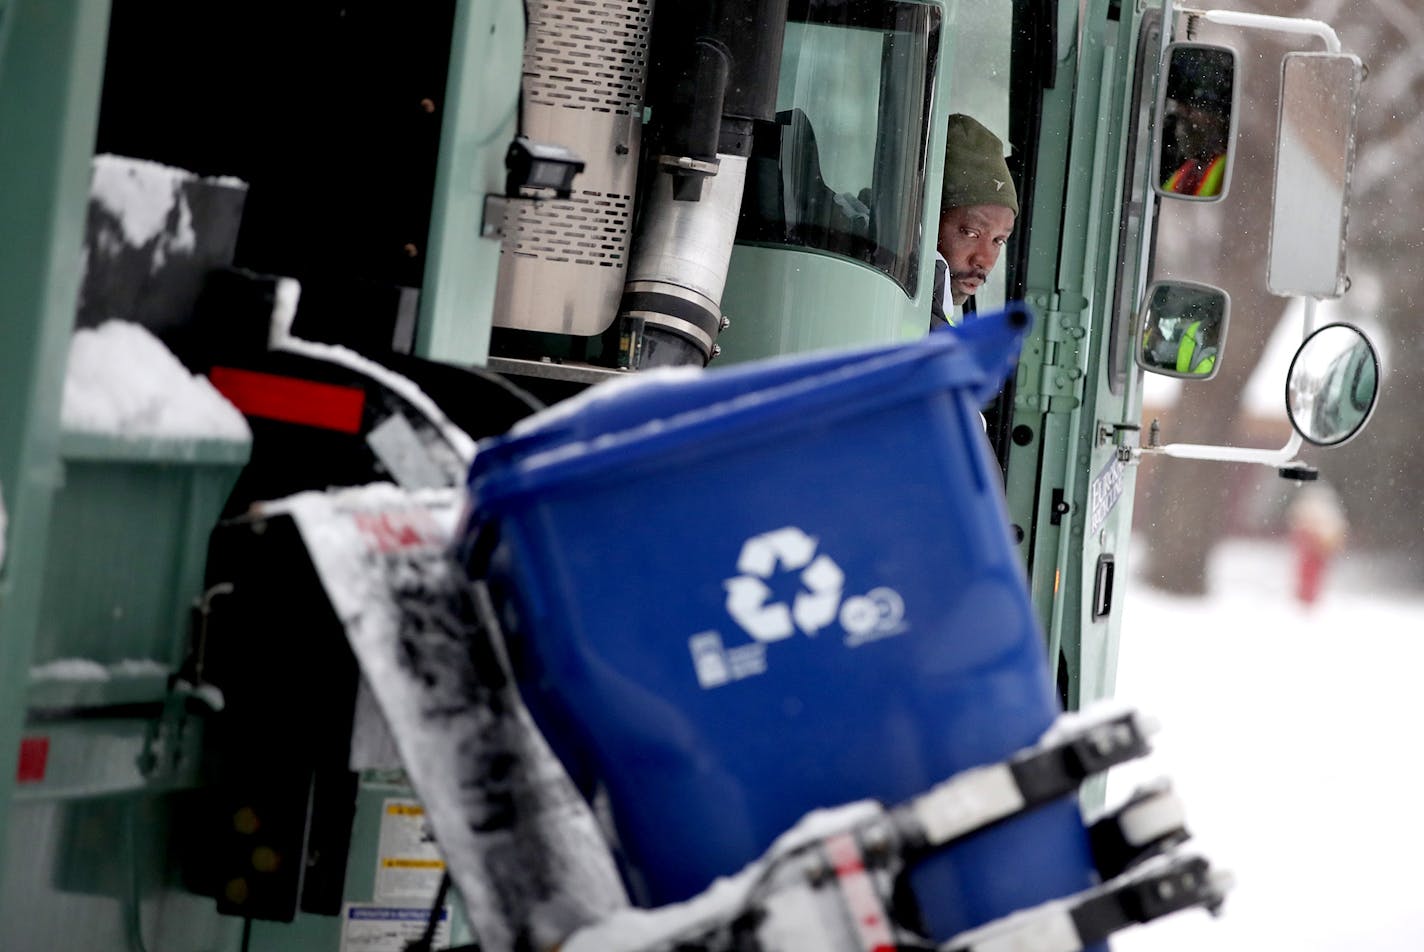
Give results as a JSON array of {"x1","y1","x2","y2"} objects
[{"x1": 999, "y1": 2, "x2": 1159, "y2": 713}]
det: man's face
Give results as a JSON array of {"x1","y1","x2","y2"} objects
[
  {"x1": 938, "y1": 203, "x2": 1016, "y2": 305},
  {"x1": 1168, "y1": 100, "x2": 1229, "y2": 160}
]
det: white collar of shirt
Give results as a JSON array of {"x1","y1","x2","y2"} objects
[{"x1": 936, "y1": 251, "x2": 965, "y2": 323}]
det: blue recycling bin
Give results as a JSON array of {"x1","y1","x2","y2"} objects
[{"x1": 463, "y1": 305, "x2": 1098, "y2": 941}]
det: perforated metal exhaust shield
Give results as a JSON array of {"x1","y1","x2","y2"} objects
[{"x1": 492, "y1": 0, "x2": 653, "y2": 336}]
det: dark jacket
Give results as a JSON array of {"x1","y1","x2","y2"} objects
[
  {"x1": 929, "y1": 256, "x2": 949, "y2": 330},
  {"x1": 929, "y1": 257, "x2": 975, "y2": 330}
]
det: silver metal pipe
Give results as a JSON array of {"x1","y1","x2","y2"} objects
[{"x1": 620, "y1": 154, "x2": 748, "y2": 363}]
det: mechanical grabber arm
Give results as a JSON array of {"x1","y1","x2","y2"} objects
[{"x1": 560, "y1": 706, "x2": 1231, "y2": 952}]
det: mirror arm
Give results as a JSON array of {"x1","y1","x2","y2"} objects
[
  {"x1": 1137, "y1": 430, "x2": 1303, "y2": 467},
  {"x1": 1178, "y1": 9, "x2": 1341, "y2": 53},
  {"x1": 1301, "y1": 295, "x2": 1318, "y2": 337}
]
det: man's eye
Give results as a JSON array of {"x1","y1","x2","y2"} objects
[
  {"x1": 994, "y1": 237, "x2": 1008, "y2": 247},
  {"x1": 961, "y1": 228, "x2": 980, "y2": 238}
]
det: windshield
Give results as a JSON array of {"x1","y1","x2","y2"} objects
[{"x1": 736, "y1": 0, "x2": 941, "y2": 295}]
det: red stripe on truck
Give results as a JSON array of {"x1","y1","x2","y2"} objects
[
  {"x1": 211, "y1": 367, "x2": 366, "y2": 434},
  {"x1": 17, "y1": 736, "x2": 48, "y2": 784}
]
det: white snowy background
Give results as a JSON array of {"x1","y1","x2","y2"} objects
[
  {"x1": 1107, "y1": 539, "x2": 1424, "y2": 952},
  {"x1": 1114, "y1": 291, "x2": 1424, "y2": 949}
]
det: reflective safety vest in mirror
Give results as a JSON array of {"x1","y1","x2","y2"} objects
[
  {"x1": 1163, "y1": 154, "x2": 1226, "y2": 197},
  {"x1": 1177, "y1": 320, "x2": 1217, "y2": 375}
]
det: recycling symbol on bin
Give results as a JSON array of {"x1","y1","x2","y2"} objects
[{"x1": 724, "y1": 527, "x2": 844, "y2": 641}]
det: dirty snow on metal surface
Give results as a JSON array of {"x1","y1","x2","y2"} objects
[
  {"x1": 29, "y1": 658, "x2": 171, "y2": 682},
  {"x1": 61, "y1": 320, "x2": 251, "y2": 440},
  {"x1": 267, "y1": 275, "x2": 302, "y2": 345},
  {"x1": 277, "y1": 334, "x2": 477, "y2": 465},
  {"x1": 89, "y1": 154, "x2": 246, "y2": 272},
  {"x1": 561, "y1": 801, "x2": 880, "y2": 952},
  {"x1": 266, "y1": 484, "x2": 627, "y2": 952}
]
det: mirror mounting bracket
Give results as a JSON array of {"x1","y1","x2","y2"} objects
[
  {"x1": 1279, "y1": 463, "x2": 1320, "y2": 482},
  {"x1": 1172, "y1": 8, "x2": 1341, "y2": 53},
  {"x1": 1097, "y1": 421, "x2": 1140, "y2": 449},
  {"x1": 1133, "y1": 429, "x2": 1304, "y2": 469}
]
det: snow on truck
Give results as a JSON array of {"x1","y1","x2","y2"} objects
[{"x1": 0, "y1": 1, "x2": 1379, "y2": 950}]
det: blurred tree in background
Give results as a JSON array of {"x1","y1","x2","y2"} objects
[{"x1": 1135, "y1": 0, "x2": 1422, "y2": 594}]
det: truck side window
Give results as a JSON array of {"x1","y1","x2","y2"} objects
[
  {"x1": 944, "y1": 3, "x2": 1014, "y2": 313},
  {"x1": 737, "y1": 0, "x2": 940, "y2": 297}
]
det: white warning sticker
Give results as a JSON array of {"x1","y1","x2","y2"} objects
[
  {"x1": 338, "y1": 903, "x2": 450, "y2": 952},
  {"x1": 374, "y1": 799, "x2": 446, "y2": 903}
]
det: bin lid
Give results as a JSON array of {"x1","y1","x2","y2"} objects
[{"x1": 468, "y1": 304, "x2": 1030, "y2": 514}]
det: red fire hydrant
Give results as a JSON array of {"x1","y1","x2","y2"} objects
[{"x1": 1287, "y1": 483, "x2": 1347, "y2": 607}]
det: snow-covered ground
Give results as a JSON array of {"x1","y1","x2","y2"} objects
[{"x1": 1108, "y1": 539, "x2": 1424, "y2": 951}]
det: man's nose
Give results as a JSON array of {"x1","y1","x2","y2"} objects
[{"x1": 968, "y1": 239, "x2": 999, "y2": 270}]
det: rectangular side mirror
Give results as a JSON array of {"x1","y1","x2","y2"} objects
[
  {"x1": 1267, "y1": 52, "x2": 1363, "y2": 299},
  {"x1": 1136, "y1": 280, "x2": 1231, "y2": 379},
  {"x1": 1153, "y1": 43, "x2": 1239, "y2": 202}
]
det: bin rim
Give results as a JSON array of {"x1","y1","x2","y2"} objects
[
  {"x1": 472, "y1": 303, "x2": 1030, "y2": 486},
  {"x1": 469, "y1": 321, "x2": 1016, "y2": 516},
  {"x1": 469, "y1": 340, "x2": 912, "y2": 485}
]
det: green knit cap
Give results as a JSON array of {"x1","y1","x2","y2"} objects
[{"x1": 942, "y1": 114, "x2": 1019, "y2": 216}]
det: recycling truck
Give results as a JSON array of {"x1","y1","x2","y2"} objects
[{"x1": 0, "y1": 0, "x2": 1378, "y2": 950}]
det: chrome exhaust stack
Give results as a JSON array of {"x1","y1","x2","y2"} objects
[
  {"x1": 618, "y1": 154, "x2": 746, "y2": 367},
  {"x1": 620, "y1": 0, "x2": 790, "y2": 368}
]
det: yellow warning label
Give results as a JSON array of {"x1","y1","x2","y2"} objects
[
  {"x1": 375, "y1": 798, "x2": 443, "y2": 903},
  {"x1": 380, "y1": 858, "x2": 445, "y2": 870}
]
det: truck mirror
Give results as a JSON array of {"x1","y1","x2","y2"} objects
[
  {"x1": 1153, "y1": 43, "x2": 1238, "y2": 202},
  {"x1": 1286, "y1": 322, "x2": 1379, "y2": 447},
  {"x1": 1267, "y1": 52, "x2": 1363, "y2": 299},
  {"x1": 1136, "y1": 280, "x2": 1230, "y2": 379}
]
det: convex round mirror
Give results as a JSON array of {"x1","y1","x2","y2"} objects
[
  {"x1": 1136, "y1": 280, "x2": 1230, "y2": 379},
  {"x1": 1154, "y1": 43, "x2": 1239, "y2": 201},
  {"x1": 1286, "y1": 323, "x2": 1379, "y2": 447}
]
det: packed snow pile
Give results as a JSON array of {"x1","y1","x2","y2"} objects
[
  {"x1": 91, "y1": 154, "x2": 197, "y2": 254},
  {"x1": 89, "y1": 153, "x2": 246, "y2": 271},
  {"x1": 61, "y1": 320, "x2": 251, "y2": 441}
]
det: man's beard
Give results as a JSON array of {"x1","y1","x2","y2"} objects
[{"x1": 948, "y1": 269, "x2": 988, "y2": 306}]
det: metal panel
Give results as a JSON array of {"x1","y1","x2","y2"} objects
[
  {"x1": 1, "y1": 796, "x2": 245, "y2": 952},
  {"x1": 0, "y1": 0, "x2": 113, "y2": 893},
  {"x1": 492, "y1": 0, "x2": 653, "y2": 336},
  {"x1": 717, "y1": 245, "x2": 924, "y2": 361},
  {"x1": 35, "y1": 435, "x2": 247, "y2": 669},
  {"x1": 417, "y1": 0, "x2": 526, "y2": 365},
  {"x1": 0, "y1": 1, "x2": 13, "y2": 73}
]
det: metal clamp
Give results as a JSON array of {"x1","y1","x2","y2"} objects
[
  {"x1": 895, "y1": 706, "x2": 1155, "y2": 852},
  {"x1": 939, "y1": 854, "x2": 1231, "y2": 952}
]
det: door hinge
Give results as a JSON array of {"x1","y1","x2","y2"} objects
[{"x1": 1016, "y1": 291, "x2": 1089, "y2": 413}]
